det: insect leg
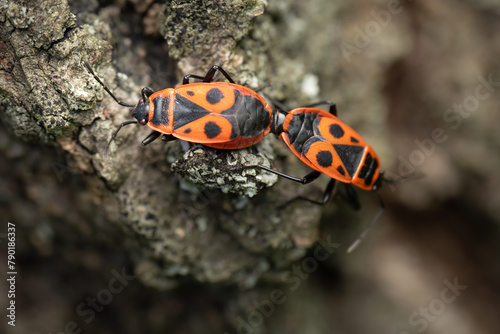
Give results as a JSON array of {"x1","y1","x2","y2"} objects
[
  {"x1": 336, "y1": 183, "x2": 361, "y2": 211},
  {"x1": 141, "y1": 131, "x2": 162, "y2": 146},
  {"x1": 142, "y1": 87, "x2": 155, "y2": 99},
  {"x1": 278, "y1": 178, "x2": 337, "y2": 209},
  {"x1": 303, "y1": 100, "x2": 337, "y2": 116},
  {"x1": 161, "y1": 134, "x2": 177, "y2": 142},
  {"x1": 182, "y1": 74, "x2": 205, "y2": 85},
  {"x1": 242, "y1": 165, "x2": 321, "y2": 184},
  {"x1": 202, "y1": 65, "x2": 236, "y2": 83}
]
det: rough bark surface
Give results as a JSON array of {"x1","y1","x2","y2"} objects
[
  {"x1": 2, "y1": 1, "x2": 500, "y2": 334},
  {"x1": 0, "y1": 0, "x2": 324, "y2": 292}
]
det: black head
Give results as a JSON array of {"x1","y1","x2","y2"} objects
[
  {"x1": 132, "y1": 87, "x2": 155, "y2": 125},
  {"x1": 132, "y1": 98, "x2": 149, "y2": 125}
]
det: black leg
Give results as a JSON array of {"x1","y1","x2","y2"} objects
[
  {"x1": 254, "y1": 84, "x2": 271, "y2": 94},
  {"x1": 161, "y1": 134, "x2": 177, "y2": 142},
  {"x1": 278, "y1": 178, "x2": 337, "y2": 209},
  {"x1": 142, "y1": 131, "x2": 162, "y2": 146},
  {"x1": 261, "y1": 93, "x2": 289, "y2": 112},
  {"x1": 182, "y1": 74, "x2": 205, "y2": 85},
  {"x1": 318, "y1": 178, "x2": 336, "y2": 204},
  {"x1": 337, "y1": 183, "x2": 360, "y2": 211},
  {"x1": 237, "y1": 165, "x2": 360, "y2": 210},
  {"x1": 272, "y1": 99, "x2": 289, "y2": 113},
  {"x1": 141, "y1": 87, "x2": 155, "y2": 100},
  {"x1": 241, "y1": 165, "x2": 321, "y2": 184},
  {"x1": 303, "y1": 100, "x2": 337, "y2": 116},
  {"x1": 263, "y1": 95, "x2": 337, "y2": 116},
  {"x1": 202, "y1": 65, "x2": 236, "y2": 83}
]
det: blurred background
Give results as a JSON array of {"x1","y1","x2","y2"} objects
[{"x1": 1, "y1": 0, "x2": 500, "y2": 333}]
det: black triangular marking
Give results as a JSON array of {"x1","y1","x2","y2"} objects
[
  {"x1": 333, "y1": 144, "x2": 364, "y2": 177},
  {"x1": 173, "y1": 93, "x2": 211, "y2": 129}
]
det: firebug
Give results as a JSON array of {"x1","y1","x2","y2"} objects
[{"x1": 83, "y1": 61, "x2": 273, "y2": 154}]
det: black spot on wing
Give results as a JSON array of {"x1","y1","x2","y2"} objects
[
  {"x1": 337, "y1": 165, "x2": 346, "y2": 176},
  {"x1": 350, "y1": 136, "x2": 359, "y2": 143},
  {"x1": 206, "y1": 88, "x2": 224, "y2": 105},
  {"x1": 316, "y1": 150, "x2": 333, "y2": 168},
  {"x1": 204, "y1": 121, "x2": 222, "y2": 139},
  {"x1": 184, "y1": 128, "x2": 192, "y2": 134},
  {"x1": 333, "y1": 144, "x2": 364, "y2": 177},
  {"x1": 329, "y1": 124, "x2": 344, "y2": 138},
  {"x1": 187, "y1": 91, "x2": 194, "y2": 96}
]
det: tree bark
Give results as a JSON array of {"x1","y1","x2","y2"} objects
[{"x1": 0, "y1": 0, "x2": 323, "y2": 291}]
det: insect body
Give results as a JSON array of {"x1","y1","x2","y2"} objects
[
  {"x1": 140, "y1": 82, "x2": 272, "y2": 149},
  {"x1": 83, "y1": 61, "x2": 272, "y2": 151},
  {"x1": 251, "y1": 100, "x2": 384, "y2": 209},
  {"x1": 275, "y1": 105, "x2": 382, "y2": 192},
  {"x1": 231, "y1": 98, "x2": 387, "y2": 252},
  {"x1": 261, "y1": 101, "x2": 386, "y2": 252}
]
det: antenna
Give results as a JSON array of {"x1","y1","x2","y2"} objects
[
  {"x1": 83, "y1": 60, "x2": 135, "y2": 108},
  {"x1": 104, "y1": 121, "x2": 138, "y2": 160},
  {"x1": 346, "y1": 193, "x2": 385, "y2": 253}
]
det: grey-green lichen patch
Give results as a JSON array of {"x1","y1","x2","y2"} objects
[
  {"x1": 117, "y1": 165, "x2": 178, "y2": 240},
  {"x1": 135, "y1": 260, "x2": 181, "y2": 291},
  {"x1": 112, "y1": 162, "x2": 270, "y2": 288},
  {"x1": 0, "y1": 1, "x2": 7, "y2": 23},
  {"x1": 9, "y1": 29, "x2": 36, "y2": 58},
  {"x1": 160, "y1": 0, "x2": 265, "y2": 71},
  {"x1": 76, "y1": 12, "x2": 114, "y2": 44},
  {"x1": 171, "y1": 145, "x2": 277, "y2": 197},
  {"x1": 78, "y1": 118, "x2": 136, "y2": 188},
  {"x1": 48, "y1": 33, "x2": 112, "y2": 112},
  {"x1": 2, "y1": 0, "x2": 114, "y2": 139},
  {"x1": 219, "y1": 182, "x2": 324, "y2": 255},
  {"x1": 6, "y1": 58, "x2": 85, "y2": 136},
  {"x1": 1, "y1": 104, "x2": 50, "y2": 143},
  {"x1": 6, "y1": 1, "x2": 35, "y2": 29},
  {"x1": 17, "y1": 56, "x2": 74, "y2": 136},
  {"x1": 7, "y1": 0, "x2": 76, "y2": 49}
]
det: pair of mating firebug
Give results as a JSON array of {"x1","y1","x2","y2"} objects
[{"x1": 84, "y1": 61, "x2": 386, "y2": 215}]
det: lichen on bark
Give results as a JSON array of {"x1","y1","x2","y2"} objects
[
  {"x1": 160, "y1": 0, "x2": 266, "y2": 73},
  {"x1": 0, "y1": 0, "x2": 324, "y2": 292}
]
